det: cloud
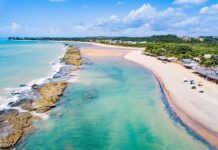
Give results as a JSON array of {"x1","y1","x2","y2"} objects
[
  {"x1": 173, "y1": 17, "x2": 199, "y2": 27},
  {"x1": 126, "y1": 4, "x2": 157, "y2": 21},
  {"x1": 80, "y1": 3, "x2": 217, "y2": 36},
  {"x1": 0, "y1": 22, "x2": 21, "y2": 34},
  {"x1": 78, "y1": 4, "x2": 186, "y2": 35},
  {"x1": 174, "y1": 0, "x2": 208, "y2": 5},
  {"x1": 200, "y1": 4, "x2": 218, "y2": 14},
  {"x1": 10, "y1": 22, "x2": 21, "y2": 32},
  {"x1": 2, "y1": 3, "x2": 218, "y2": 37}
]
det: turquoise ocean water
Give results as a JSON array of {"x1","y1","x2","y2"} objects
[
  {"x1": 0, "y1": 40, "x2": 210, "y2": 149},
  {"x1": 0, "y1": 38, "x2": 64, "y2": 105},
  {"x1": 17, "y1": 56, "x2": 208, "y2": 150}
]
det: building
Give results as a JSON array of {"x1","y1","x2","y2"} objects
[
  {"x1": 167, "y1": 57, "x2": 177, "y2": 62},
  {"x1": 195, "y1": 67, "x2": 218, "y2": 84},
  {"x1": 182, "y1": 59, "x2": 198, "y2": 69},
  {"x1": 157, "y1": 56, "x2": 167, "y2": 61}
]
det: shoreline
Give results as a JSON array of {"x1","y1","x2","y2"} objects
[
  {"x1": 0, "y1": 42, "x2": 66, "y2": 108},
  {"x1": 1, "y1": 40, "x2": 217, "y2": 149},
  {"x1": 124, "y1": 50, "x2": 218, "y2": 149},
  {"x1": 80, "y1": 41, "x2": 145, "y2": 51},
  {"x1": 76, "y1": 41, "x2": 218, "y2": 149},
  {"x1": 0, "y1": 45, "x2": 82, "y2": 148}
]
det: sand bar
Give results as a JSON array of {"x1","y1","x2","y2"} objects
[{"x1": 80, "y1": 42, "x2": 143, "y2": 57}]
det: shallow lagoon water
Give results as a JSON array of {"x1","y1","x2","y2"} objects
[{"x1": 17, "y1": 57, "x2": 208, "y2": 150}]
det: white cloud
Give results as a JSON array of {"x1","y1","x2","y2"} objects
[
  {"x1": 125, "y1": 4, "x2": 184, "y2": 23},
  {"x1": 126, "y1": 4, "x2": 157, "y2": 21},
  {"x1": 81, "y1": 4, "x2": 187, "y2": 36},
  {"x1": 83, "y1": 3, "x2": 218, "y2": 36},
  {"x1": 0, "y1": 22, "x2": 21, "y2": 34},
  {"x1": 2, "y1": 3, "x2": 218, "y2": 37},
  {"x1": 200, "y1": 4, "x2": 218, "y2": 14},
  {"x1": 173, "y1": 17, "x2": 199, "y2": 27},
  {"x1": 10, "y1": 22, "x2": 21, "y2": 32},
  {"x1": 174, "y1": 0, "x2": 207, "y2": 5}
]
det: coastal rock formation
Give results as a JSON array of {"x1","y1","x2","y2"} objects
[
  {"x1": 62, "y1": 46, "x2": 82, "y2": 66},
  {"x1": 10, "y1": 82, "x2": 67, "y2": 113},
  {"x1": 0, "y1": 109, "x2": 32, "y2": 148},
  {"x1": 10, "y1": 99, "x2": 35, "y2": 111},
  {"x1": 33, "y1": 82, "x2": 67, "y2": 113},
  {"x1": 1, "y1": 44, "x2": 82, "y2": 149}
]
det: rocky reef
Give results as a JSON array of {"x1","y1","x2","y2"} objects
[
  {"x1": 33, "y1": 81, "x2": 67, "y2": 113},
  {"x1": 0, "y1": 45, "x2": 82, "y2": 149},
  {"x1": 0, "y1": 109, "x2": 32, "y2": 148},
  {"x1": 62, "y1": 45, "x2": 82, "y2": 66}
]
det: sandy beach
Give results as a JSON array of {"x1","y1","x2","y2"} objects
[
  {"x1": 81, "y1": 42, "x2": 218, "y2": 148},
  {"x1": 79, "y1": 42, "x2": 218, "y2": 147},
  {"x1": 125, "y1": 50, "x2": 218, "y2": 148},
  {"x1": 80, "y1": 42, "x2": 143, "y2": 57}
]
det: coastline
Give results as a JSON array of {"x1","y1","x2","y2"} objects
[
  {"x1": 124, "y1": 50, "x2": 218, "y2": 149},
  {"x1": 79, "y1": 41, "x2": 218, "y2": 148},
  {"x1": 81, "y1": 41, "x2": 144, "y2": 50},
  {"x1": 0, "y1": 41, "x2": 66, "y2": 108},
  {"x1": 1, "y1": 40, "x2": 217, "y2": 149},
  {"x1": 0, "y1": 45, "x2": 82, "y2": 148}
]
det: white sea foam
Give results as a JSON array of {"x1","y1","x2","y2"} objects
[
  {"x1": 68, "y1": 76, "x2": 79, "y2": 83},
  {"x1": 31, "y1": 111, "x2": 50, "y2": 120},
  {"x1": 0, "y1": 44, "x2": 67, "y2": 110},
  {"x1": 0, "y1": 102, "x2": 13, "y2": 111},
  {"x1": 13, "y1": 107, "x2": 28, "y2": 113},
  {"x1": 0, "y1": 95, "x2": 19, "y2": 110},
  {"x1": 5, "y1": 86, "x2": 31, "y2": 94}
]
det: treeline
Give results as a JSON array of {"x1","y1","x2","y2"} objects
[
  {"x1": 8, "y1": 37, "x2": 89, "y2": 41},
  {"x1": 8, "y1": 35, "x2": 218, "y2": 67},
  {"x1": 8, "y1": 35, "x2": 218, "y2": 44},
  {"x1": 144, "y1": 43, "x2": 218, "y2": 67}
]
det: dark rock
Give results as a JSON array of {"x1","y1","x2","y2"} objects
[
  {"x1": 82, "y1": 58, "x2": 93, "y2": 65},
  {"x1": 19, "y1": 84, "x2": 26, "y2": 87},
  {"x1": 83, "y1": 89, "x2": 97, "y2": 101},
  {"x1": 10, "y1": 99, "x2": 35, "y2": 111},
  {"x1": 11, "y1": 91, "x2": 20, "y2": 96},
  {"x1": 31, "y1": 84, "x2": 39, "y2": 90},
  {"x1": 53, "y1": 74, "x2": 61, "y2": 79}
]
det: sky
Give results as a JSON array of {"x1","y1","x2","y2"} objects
[{"x1": 0, "y1": 0, "x2": 218, "y2": 37}]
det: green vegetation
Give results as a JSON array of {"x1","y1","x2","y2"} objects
[
  {"x1": 8, "y1": 35, "x2": 218, "y2": 43},
  {"x1": 143, "y1": 43, "x2": 218, "y2": 67},
  {"x1": 200, "y1": 56, "x2": 218, "y2": 67},
  {"x1": 8, "y1": 35, "x2": 218, "y2": 67}
]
